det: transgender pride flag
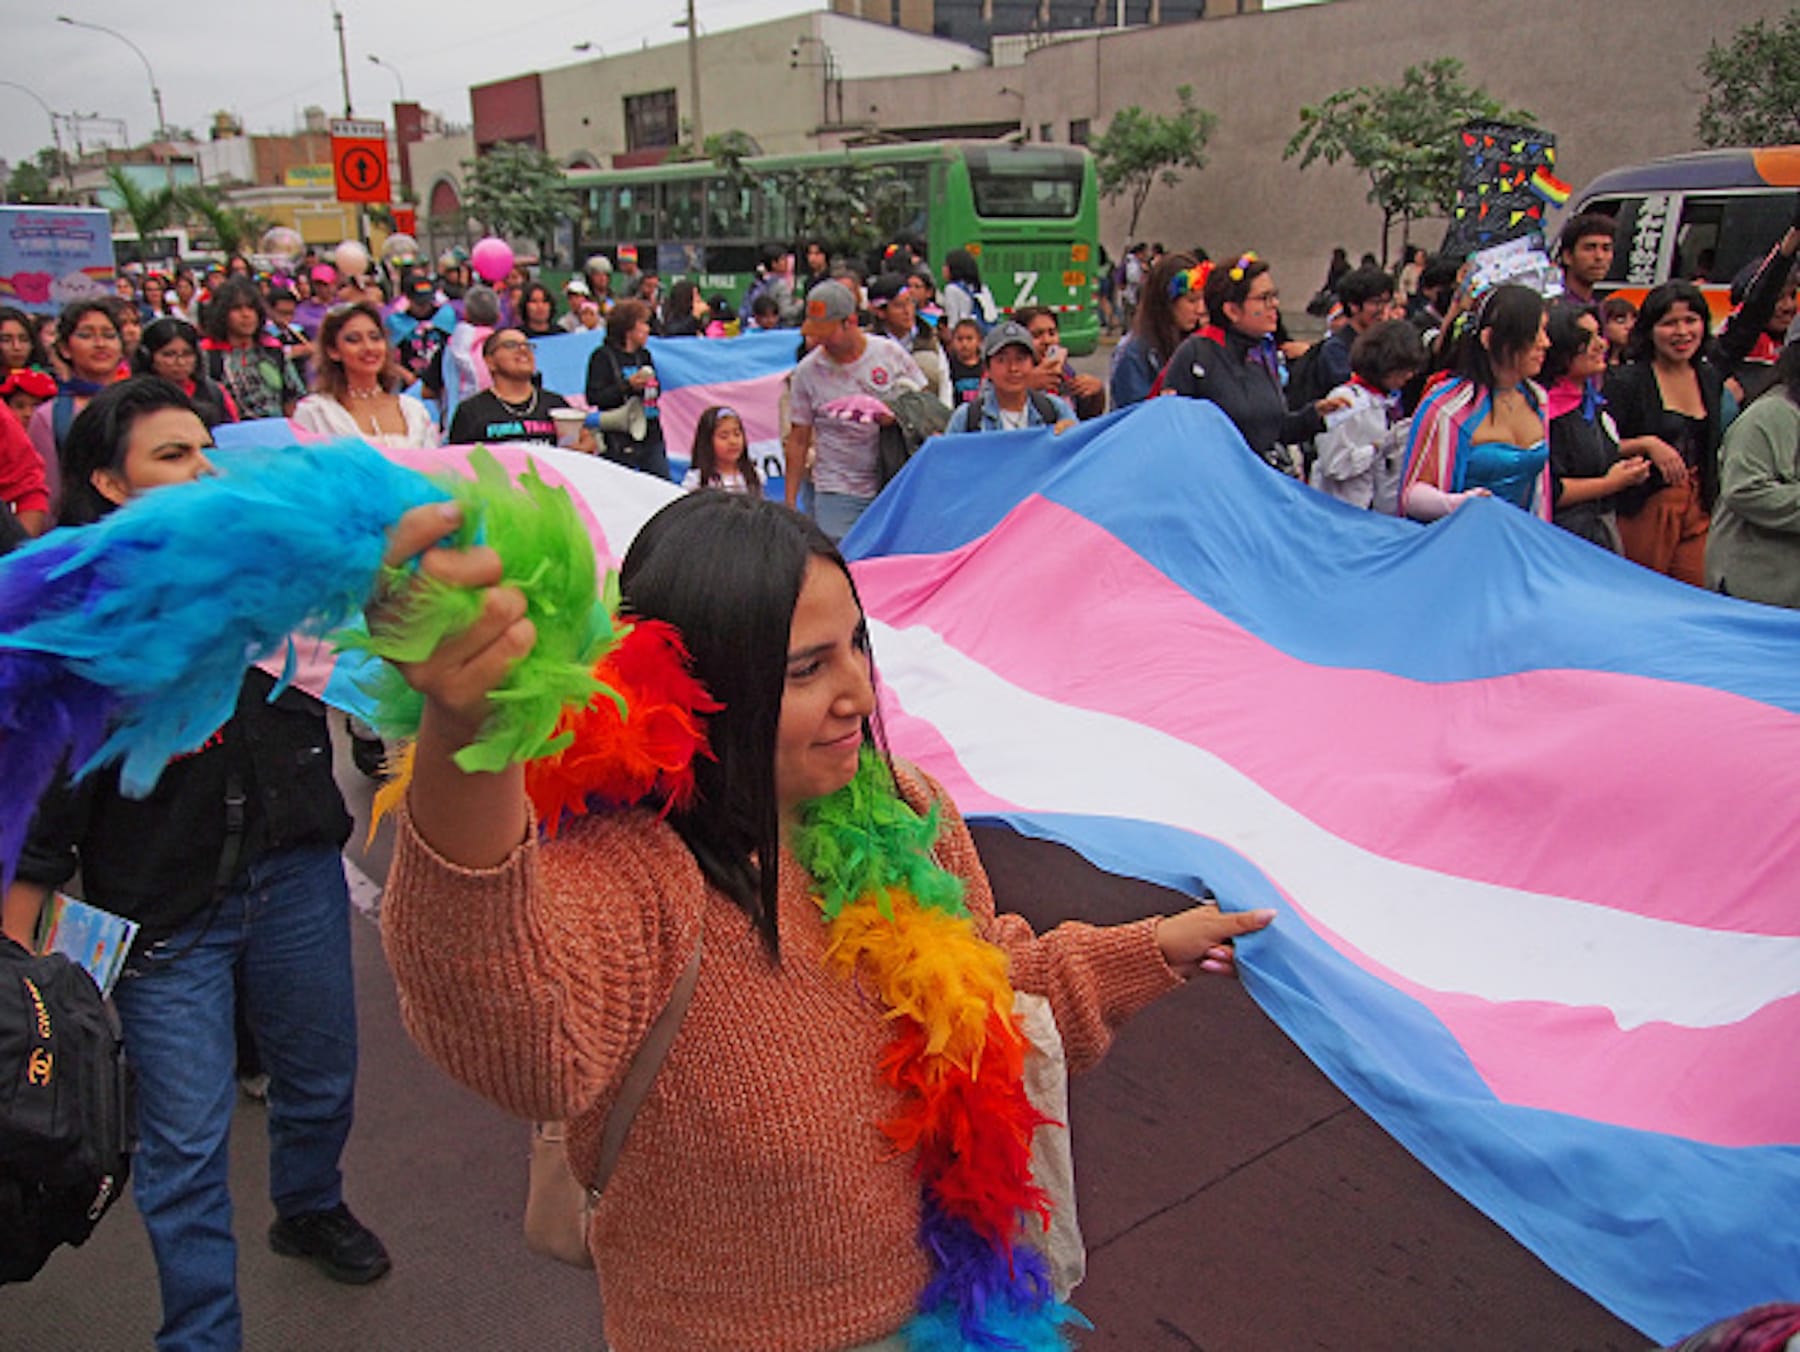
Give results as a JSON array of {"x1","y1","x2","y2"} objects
[
  {"x1": 529, "y1": 327, "x2": 798, "y2": 491},
  {"x1": 842, "y1": 397, "x2": 1800, "y2": 1345}
]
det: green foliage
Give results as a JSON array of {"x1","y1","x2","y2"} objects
[
  {"x1": 105, "y1": 165, "x2": 181, "y2": 242},
  {"x1": 9, "y1": 159, "x2": 56, "y2": 204},
  {"x1": 462, "y1": 142, "x2": 576, "y2": 253},
  {"x1": 1284, "y1": 58, "x2": 1533, "y2": 263},
  {"x1": 1090, "y1": 85, "x2": 1217, "y2": 245},
  {"x1": 703, "y1": 130, "x2": 909, "y2": 255},
  {"x1": 181, "y1": 187, "x2": 267, "y2": 257},
  {"x1": 1697, "y1": 9, "x2": 1800, "y2": 147}
]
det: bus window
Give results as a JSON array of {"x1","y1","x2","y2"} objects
[
  {"x1": 1673, "y1": 192, "x2": 1800, "y2": 286},
  {"x1": 760, "y1": 176, "x2": 792, "y2": 244},
  {"x1": 666, "y1": 181, "x2": 703, "y2": 240},
  {"x1": 964, "y1": 146, "x2": 1084, "y2": 220},
  {"x1": 589, "y1": 187, "x2": 620, "y2": 241},
  {"x1": 619, "y1": 185, "x2": 660, "y2": 241},
  {"x1": 706, "y1": 178, "x2": 753, "y2": 242}
]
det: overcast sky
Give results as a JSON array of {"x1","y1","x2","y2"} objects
[
  {"x1": 1, "y1": 0, "x2": 827, "y2": 170},
  {"x1": 2, "y1": 0, "x2": 1314, "y2": 174}
]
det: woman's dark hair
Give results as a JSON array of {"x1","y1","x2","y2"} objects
[
  {"x1": 688, "y1": 406, "x2": 762, "y2": 493},
  {"x1": 944, "y1": 247, "x2": 981, "y2": 288},
  {"x1": 56, "y1": 299, "x2": 119, "y2": 354},
  {"x1": 58, "y1": 375, "x2": 198, "y2": 526},
  {"x1": 1349, "y1": 319, "x2": 1427, "y2": 384},
  {"x1": 1540, "y1": 303, "x2": 1602, "y2": 385},
  {"x1": 519, "y1": 282, "x2": 558, "y2": 331},
  {"x1": 1453, "y1": 284, "x2": 1547, "y2": 389},
  {"x1": 203, "y1": 277, "x2": 266, "y2": 343},
  {"x1": 907, "y1": 265, "x2": 937, "y2": 300},
  {"x1": 1624, "y1": 279, "x2": 1709, "y2": 366},
  {"x1": 606, "y1": 298, "x2": 650, "y2": 347},
  {"x1": 708, "y1": 294, "x2": 732, "y2": 325},
  {"x1": 0, "y1": 305, "x2": 51, "y2": 370},
  {"x1": 1202, "y1": 253, "x2": 1270, "y2": 331},
  {"x1": 1599, "y1": 295, "x2": 1638, "y2": 325},
  {"x1": 132, "y1": 316, "x2": 202, "y2": 373},
  {"x1": 618, "y1": 494, "x2": 881, "y2": 957},
  {"x1": 749, "y1": 292, "x2": 781, "y2": 320},
  {"x1": 663, "y1": 279, "x2": 698, "y2": 330},
  {"x1": 1133, "y1": 251, "x2": 1199, "y2": 365},
  {"x1": 313, "y1": 300, "x2": 398, "y2": 399},
  {"x1": 1768, "y1": 339, "x2": 1800, "y2": 409}
]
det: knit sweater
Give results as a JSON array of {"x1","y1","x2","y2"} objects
[{"x1": 382, "y1": 766, "x2": 1182, "y2": 1352}]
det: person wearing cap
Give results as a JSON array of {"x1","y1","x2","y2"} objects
[
  {"x1": 558, "y1": 277, "x2": 594, "y2": 333},
  {"x1": 944, "y1": 321, "x2": 1076, "y2": 435},
  {"x1": 0, "y1": 369, "x2": 51, "y2": 539},
  {"x1": 867, "y1": 273, "x2": 949, "y2": 405},
  {"x1": 388, "y1": 272, "x2": 454, "y2": 384},
  {"x1": 584, "y1": 254, "x2": 616, "y2": 312},
  {"x1": 1705, "y1": 315, "x2": 1800, "y2": 609},
  {"x1": 784, "y1": 280, "x2": 928, "y2": 541}
]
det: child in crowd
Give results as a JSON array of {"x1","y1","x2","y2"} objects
[
  {"x1": 1599, "y1": 296, "x2": 1637, "y2": 369},
  {"x1": 945, "y1": 318, "x2": 984, "y2": 409},
  {"x1": 749, "y1": 293, "x2": 783, "y2": 330},
  {"x1": 704, "y1": 295, "x2": 737, "y2": 339},
  {"x1": 1, "y1": 367, "x2": 56, "y2": 430},
  {"x1": 1310, "y1": 319, "x2": 1426, "y2": 513},
  {"x1": 682, "y1": 405, "x2": 759, "y2": 495}
]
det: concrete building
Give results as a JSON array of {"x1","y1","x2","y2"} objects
[{"x1": 831, "y1": 0, "x2": 1225, "y2": 49}]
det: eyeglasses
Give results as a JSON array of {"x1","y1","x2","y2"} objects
[
  {"x1": 1244, "y1": 290, "x2": 1280, "y2": 308},
  {"x1": 491, "y1": 339, "x2": 531, "y2": 353}
]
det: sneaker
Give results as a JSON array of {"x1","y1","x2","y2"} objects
[{"x1": 269, "y1": 1204, "x2": 392, "y2": 1285}]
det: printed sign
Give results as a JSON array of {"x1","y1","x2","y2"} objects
[
  {"x1": 0, "y1": 206, "x2": 115, "y2": 314},
  {"x1": 330, "y1": 118, "x2": 391, "y2": 205}
]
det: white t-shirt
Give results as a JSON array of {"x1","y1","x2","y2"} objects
[
  {"x1": 788, "y1": 335, "x2": 926, "y2": 499},
  {"x1": 681, "y1": 468, "x2": 752, "y2": 494}
]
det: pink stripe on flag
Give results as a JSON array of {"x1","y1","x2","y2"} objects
[
  {"x1": 853, "y1": 497, "x2": 1800, "y2": 937},
  {"x1": 853, "y1": 498, "x2": 1800, "y2": 1146},
  {"x1": 658, "y1": 371, "x2": 790, "y2": 467}
]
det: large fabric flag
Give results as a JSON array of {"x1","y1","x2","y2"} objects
[
  {"x1": 528, "y1": 327, "x2": 798, "y2": 490},
  {"x1": 842, "y1": 397, "x2": 1800, "y2": 1345}
]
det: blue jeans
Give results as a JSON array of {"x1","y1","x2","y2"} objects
[
  {"x1": 813, "y1": 489, "x2": 874, "y2": 543},
  {"x1": 112, "y1": 844, "x2": 359, "y2": 1352}
]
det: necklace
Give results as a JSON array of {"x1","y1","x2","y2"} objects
[
  {"x1": 346, "y1": 384, "x2": 381, "y2": 401},
  {"x1": 492, "y1": 386, "x2": 540, "y2": 419}
]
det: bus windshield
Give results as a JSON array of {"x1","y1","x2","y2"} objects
[{"x1": 963, "y1": 147, "x2": 1084, "y2": 220}]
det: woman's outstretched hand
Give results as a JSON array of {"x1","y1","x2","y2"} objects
[
  {"x1": 373, "y1": 502, "x2": 537, "y2": 746},
  {"x1": 1155, "y1": 903, "x2": 1276, "y2": 980}
]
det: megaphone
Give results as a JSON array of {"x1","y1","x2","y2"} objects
[{"x1": 596, "y1": 397, "x2": 648, "y2": 442}]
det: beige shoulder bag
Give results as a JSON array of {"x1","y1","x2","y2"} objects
[{"x1": 524, "y1": 939, "x2": 703, "y2": 1267}]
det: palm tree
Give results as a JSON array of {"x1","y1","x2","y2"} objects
[
  {"x1": 181, "y1": 187, "x2": 267, "y2": 260},
  {"x1": 105, "y1": 165, "x2": 180, "y2": 248}
]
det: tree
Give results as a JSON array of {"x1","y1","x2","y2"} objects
[
  {"x1": 702, "y1": 130, "x2": 910, "y2": 257},
  {"x1": 1090, "y1": 85, "x2": 1217, "y2": 248},
  {"x1": 105, "y1": 165, "x2": 181, "y2": 244},
  {"x1": 181, "y1": 187, "x2": 267, "y2": 258},
  {"x1": 1285, "y1": 59, "x2": 1533, "y2": 265},
  {"x1": 9, "y1": 160, "x2": 55, "y2": 204},
  {"x1": 1697, "y1": 9, "x2": 1800, "y2": 147},
  {"x1": 461, "y1": 142, "x2": 575, "y2": 258}
]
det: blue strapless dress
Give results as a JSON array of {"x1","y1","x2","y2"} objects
[{"x1": 1461, "y1": 439, "x2": 1548, "y2": 510}]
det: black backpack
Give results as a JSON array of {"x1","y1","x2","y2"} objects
[
  {"x1": 0, "y1": 938, "x2": 135, "y2": 1284},
  {"x1": 1284, "y1": 338, "x2": 1332, "y2": 412}
]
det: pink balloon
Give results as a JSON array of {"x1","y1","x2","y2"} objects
[{"x1": 471, "y1": 237, "x2": 515, "y2": 284}]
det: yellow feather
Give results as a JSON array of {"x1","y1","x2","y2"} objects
[
  {"x1": 822, "y1": 895, "x2": 1018, "y2": 1071},
  {"x1": 367, "y1": 740, "x2": 416, "y2": 847}
]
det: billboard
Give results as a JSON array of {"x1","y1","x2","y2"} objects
[{"x1": 0, "y1": 206, "x2": 116, "y2": 314}]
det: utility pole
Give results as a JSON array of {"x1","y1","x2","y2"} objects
[
  {"x1": 683, "y1": 0, "x2": 703, "y2": 150},
  {"x1": 56, "y1": 16, "x2": 174, "y2": 192},
  {"x1": 334, "y1": 4, "x2": 353, "y2": 117}
]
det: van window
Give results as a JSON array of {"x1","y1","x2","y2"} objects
[
  {"x1": 1593, "y1": 194, "x2": 1673, "y2": 287},
  {"x1": 1672, "y1": 192, "x2": 1800, "y2": 287}
]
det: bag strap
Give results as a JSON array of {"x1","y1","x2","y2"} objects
[
  {"x1": 588, "y1": 936, "x2": 703, "y2": 1198},
  {"x1": 1028, "y1": 389, "x2": 1058, "y2": 425}
]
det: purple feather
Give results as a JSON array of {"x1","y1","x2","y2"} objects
[{"x1": 910, "y1": 1195, "x2": 1078, "y2": 1350}]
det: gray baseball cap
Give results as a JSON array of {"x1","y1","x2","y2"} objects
[{"x1": 982, "y1": 319, "x2": 1036, "y2": 361}]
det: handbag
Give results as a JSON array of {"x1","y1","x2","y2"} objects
[
  {"x1": 1014, "y1": 991, "x2": 1085, "y2": 1301},
  {"x1": 523, "y1": 939, "x2": 703, "y2": 1268}
]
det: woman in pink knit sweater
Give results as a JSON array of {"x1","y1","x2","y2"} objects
[{"x1": 378, "y1": 491, "x2": 1273, "y2": 1352}]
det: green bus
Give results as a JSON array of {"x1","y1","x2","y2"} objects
[{"x1": 566, "y1": 141, "x2": 1101, "y2": 354}]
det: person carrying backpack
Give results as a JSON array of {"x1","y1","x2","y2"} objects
[
  {"x1": 4, "y1": 378, "x2": 390, "y2": 1350},
  {"x1": 945, "y1": 321, "x2": 1076, "y2": 434},
  {"x1": 939, "y1": 248, "x2": 999, "y2": 336}
]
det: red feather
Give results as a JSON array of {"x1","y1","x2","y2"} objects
[{"x1": 525, "y1": 619, "x2": 721, "y2": 833}]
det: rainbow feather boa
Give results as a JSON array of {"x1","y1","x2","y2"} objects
[{"x1": 793, "y1": 751, "x2": 1084, "y2": 1350}]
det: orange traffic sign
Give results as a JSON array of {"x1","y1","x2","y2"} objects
[{"x1": 330, "y1": 119, "x2": 390, "y2": 204}]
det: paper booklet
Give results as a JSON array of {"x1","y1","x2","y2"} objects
[{"x1": 39, "y1": 893, "x2": 139, "y2": 997}]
